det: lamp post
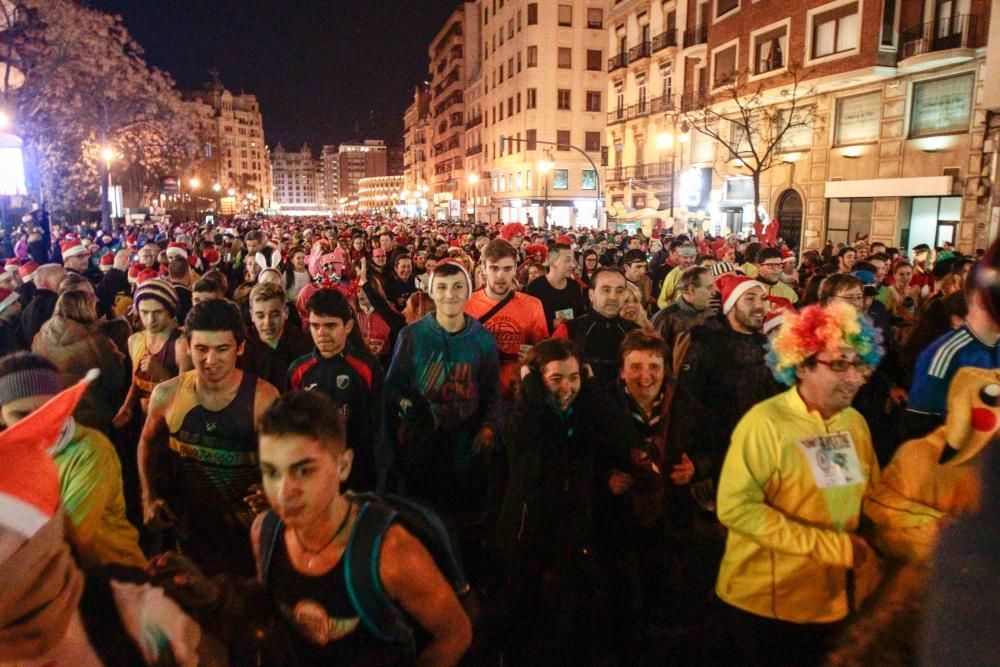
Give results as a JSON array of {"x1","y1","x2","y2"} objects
[
  {"x1": 656, "y1": 117, "x2": 690, "y2": 221},
  {"x1": 100, "y1": 146, "x2": 118, "y2": 231},
  {"x1": 467, "y1": 173, "x2": 479, "y2": 222},
  {"x1": 537, "y1": 156, "x2": 554, "y2": 228}
]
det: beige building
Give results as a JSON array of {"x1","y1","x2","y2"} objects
[
  {"x1": 358, "y1": 175, "x2": 406, "y2": 214},
  {"x1": 188, "y1": 85, "x2": 272, "y2": 212},
  {"x1": 626, "y1": 0, "x2": 994, "y2": 254},
  {"x1": 338, "y1": 140, "x2": 388, "y2": 204},
  {"x1": 320, "y1": 144, "x2": 341, "y2": 209},
  {"x1": 428, "y1": 3, "x2": 480, "y2": 219},
  {"x1": 469, "y1": 0, "x2": 609, "y2": 227},
  {"x1": 403, "y1": 85, "x2": 433, "y2": 217},
  {"x1": 271, "y1": 143, "x2": 326, "y2": 214}
]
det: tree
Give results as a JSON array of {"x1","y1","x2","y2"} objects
[
  {"x1": 682, "y1": 64, "x2": 817, "y2": 234},
  {"x1": 8, "y1": 0, "x2": 202, "y2": 229}
]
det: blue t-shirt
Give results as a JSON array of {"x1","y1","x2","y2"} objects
[{"x1": 908, "y1": 325, "x2": 1000, "y2": 416}]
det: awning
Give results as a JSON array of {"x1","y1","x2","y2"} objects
[{"x1": 824, "y1": 176, "x2": 953, "y2": 199}]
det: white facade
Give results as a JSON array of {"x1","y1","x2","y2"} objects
[{"x1": 271, "y1": 143, "x2": 327, "y2": 214}]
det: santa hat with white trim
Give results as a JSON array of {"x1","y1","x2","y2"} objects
[
  {"x1": 59, "y1": 240, "x2": 87, "y2": 260},
  {"x1": 0, "y1": 369, "x2": 98, "y2": 539},
  {"x1": 716, "y1": 274, "x2": 767, "y2": 315}
]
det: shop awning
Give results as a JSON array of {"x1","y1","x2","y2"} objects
[{"x1": 824, "y1": 176, "x2": 953, "y2": 199}]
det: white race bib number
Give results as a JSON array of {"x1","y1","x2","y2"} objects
[{"x1": 796, "y1": 431, "x2": 863, "y2": 489}]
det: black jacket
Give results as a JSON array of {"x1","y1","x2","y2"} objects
[
  {"x1": 667, "y1": 315, "x2": 782, "y2": 484},
  {"x1": 20, "y1": 288, "x2": 58, "y2": 345},
  {"x1": 556, "y1": 313, "x2": 637, "y2": 388}
]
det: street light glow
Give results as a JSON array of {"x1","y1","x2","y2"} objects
[
  {"x1": 189, "y1": 177, "x2": 201, "y2": 189},
  {"x1": 101, "y1": 147, "x2": 116, "y2": 162},
  {"x1": 227, "y1": 188, "x2": 236, "y2": 196},
  {"x1": 467, "y1": 173, "x2": 479, "y2": 185},
  {"x1": 0, "y1": 111, "x2": 10, "y2": 129},
  {"x1": 538, "y1": 160, "x2": 554, "y2": 174},
  {"x1": 212, "y1": 182, "x2": 222, "y2": 192},
  {"x1": 657, "y1": 132, "x2": 674, "y2": 150}
]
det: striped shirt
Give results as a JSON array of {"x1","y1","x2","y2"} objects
[{"x1": 908, "y1": 325, "x2": 1000, "y2": 416}]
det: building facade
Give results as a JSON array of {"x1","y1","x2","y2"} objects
[
  {"x1": 470, "y1": 0, "x2": 609, "y2": 227},
  {"x1": 427, "y1": 3, "x2": 480, "y2": 219},
  {"x1": 358, "y1": 175, "x2": 406, "y2": 214},
  {"x1": 270, "y1": 143, "x2": 326, "y2": 214},
  {"x1": 403, "y1": 85, "x2": 433, "y2": 218},
  {"x1": 320, "y1": 144, "x2": 341, "y2": 209},
  {"x1": 639, "y1": 0, "x2": 993, "y2": 253},
  {"x1": 188, "y1": 86, "x2": 272, "y2": 211},
  {"x1": 338, "y1": 140, "x2": 388, "y2": 205}
]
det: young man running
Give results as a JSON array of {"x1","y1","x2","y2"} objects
[{"x1": 138, "y1": 299, "x2": 279, "y2": 576}]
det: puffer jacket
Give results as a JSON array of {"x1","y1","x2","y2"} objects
[
  {"x1": 32, "y1": 316, "x2": 125, "y2": 432},
  {"x1": 668, "y1": 315, "x2": 783, "y2": 485}
]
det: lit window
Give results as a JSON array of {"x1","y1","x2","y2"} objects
[
  {"x1": 582, "y1": 170, "x2": 597, "y2": 190},
  {"x1": 812, "y1": 1, "x2": 859, "y2": 59},
  {"x1": 910, "y1": 73, "x2": 974, "y2": 137},
  {"x1": 834, "y1": 92, "x2": 881, "y2": 145},
  {"x1": 753, "y1": 25, "x2": 787, "y2": 75},
  {"x1": 713, "y1": 42, "x2": 738, "y2": 87},
  {"x1": 553, "y1": 169, "x2": 569, "y2": 189}
]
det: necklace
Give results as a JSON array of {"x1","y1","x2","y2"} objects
[{"x1": 295, "y1": 499, "x2": 353, "y2": 570}]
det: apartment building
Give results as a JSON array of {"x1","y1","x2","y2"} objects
[
  {"x1": 358, "y1": 175, "x2": 406, "y2": 214},
  {"x1": 188, "y1": 86, "x2": 272, "y2": 211},
  {"x1": 470, "y1": 0, "x2": 609, "y2": 227},
  {"x1": 337, "y1": 140, "x2": 388, "y2": 203},
  {"x1": 270, "y1": 143, "x2": 326, "y2": 214},
  {"x1": 428, "y1": 3, "x2": 480, "y2": 219},
  {"x1": 320, "y1": 145, "x2": 341, "y2": 209},
  {"x1": 402, "y1": 85, "x2": 433, "y2": 217},
  {"x1": 658, "y1": 0, "x2": 992, "y2": 254}
]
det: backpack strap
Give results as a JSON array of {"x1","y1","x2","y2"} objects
[
  {"x1": 344, "y1": 499, "x2": 413, "y2": 646},
  {"x1": 257, "y1": 510, "x2": 283, "y2": 588},
  {"x1": 475, "y1": 290, "x2": 515, "y2": 326}
]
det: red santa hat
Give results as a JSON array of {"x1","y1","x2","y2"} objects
[
  {"x1": 165, "y1": 242, "x2": 188, "y2": 260},
  {"x1": 17, "y1": 261, "x2": 38, "y2": 282},
  {"x1": 717, "y1": 274, "x2": 766, "y2": 315},
  {"x1": 59, "y1": 240, "x2": 87, "y2": 260},
  {"x1": 127, "y1": 262, "x2": 146, "y2": 284},
  {"x1": 0, "y1": 369, "x2": 97, "y2": 538},
  {"x1": 763, "y1": 296, "x2": 794, "y2": 336},
  {"x1": 202, "y1": 248, "x2": 220, "y2": 266},
  {"x1": 3, "y1": 258, "x2": 20, "y2": 273},
  {"x1": 500, "y1": 222, "x2": 527, "y2": 241},
  {"x1": 556, "y1": 235, "x2": 573, "y2": 245},
  {"x1": 99, "y1": 253, "x2": 115, "y2": 272},
  {"x1": 136, "y1": 268, "x2": 159, "y2": 285}
]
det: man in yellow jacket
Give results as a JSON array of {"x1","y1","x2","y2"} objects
[{"x1": 715, "y1": 302, "x2": 883, "y2": 665}]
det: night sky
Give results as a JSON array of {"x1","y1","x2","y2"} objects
[{"x1": 86, "y1": 0, "x2": 459, "y2": 151}]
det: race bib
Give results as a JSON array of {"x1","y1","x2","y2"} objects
[
  {"x1": 796, "y1": 432, "x2": 864, "y2": 489},
  {"x1": 555, "y1": 308, "x2": 575, "y2": 321}
]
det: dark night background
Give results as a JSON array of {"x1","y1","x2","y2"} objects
[{"x1": 86, "y1": 0, "x2": 459, "y2": 151}]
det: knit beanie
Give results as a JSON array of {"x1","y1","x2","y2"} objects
[
  {"x1": 0, "y1": 366, "x2": 62, "y2": 405},
  {"x1": 711, "y1": 261, "x2": 737, "y2": 279},
  {"x1": 133, "y1": 278, "x2": 179, "y2": 315},
  {"x1": 717, "y1": 274, "x2": 766, "y2": 315}
]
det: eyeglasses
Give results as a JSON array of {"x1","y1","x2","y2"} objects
[
  {"x1": 760, "y1": 262, "x2": 784, "y2": 269},
  {"x1": 834, "y1": 293, "x2": 864, "y2": 303},
  {"x1": 814, "y1": 358, "x2": 873, "y2": 377}
]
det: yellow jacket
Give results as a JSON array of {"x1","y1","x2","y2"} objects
[
  {"x1": 716, "y1": 387, "x2": 879, "y2": 623},
  {"x1": 656, "y1": 265, "x2": 683, "y2": 309}
]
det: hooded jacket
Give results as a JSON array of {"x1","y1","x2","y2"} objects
[{"x1": 32, "y1": 316, "x2": 125, "y2": 432}]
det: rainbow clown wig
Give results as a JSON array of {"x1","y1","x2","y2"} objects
[{"x1": 765, "y1": 301, "x2": 884, "y2": 386}]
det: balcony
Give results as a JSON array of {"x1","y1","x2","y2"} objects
[
  {"x1": 628, "y1": 41, "x2": 651, "y2": 63},
  {"x1": 606, "y1": 162, "x2": 675, "y2": 184},
  {"x1": 648, "y1": 94, "x2": 673, "y2": 114},
  {"x1": 652, "y1": 29, "x2": 678, "y2": 52},
  {"x1": 465, "y1": 114, "x2": 482, "y2": 129},
  {"x1": 466, "y1": 144, "x2": 483, "y2": 157},
  {"x1": 680, "y1": 91, "x2": 706, "y2": 112},
  {"x1": 683, "y1": 24, "x2": 708, "y2": 49},
  {"x1": 899, "y1": 14, "x2": 982, "y2": 63},
  {"x1": 608, "y1": 107, "x2": 626, "y2": 125},
  {"x1": 608, "y1": 52, "x2": 628, "y2": 71}
]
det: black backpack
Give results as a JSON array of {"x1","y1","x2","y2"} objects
[{"x1": 257, "y1": 492, "x2": 471, "y2": 654}]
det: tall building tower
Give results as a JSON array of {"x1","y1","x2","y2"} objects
[
  {"x1": 320, "y1": 144, "x2": 341, "y2": 209},
  {"x1": 403, "y1": 84, "x2": 433, "y2": 216},
  {"x1": 337, "y1": 140, "x2": 388, "y2": 203},
  {"x1": 469, "y1": 0, "x2": 608, "y2": 227},
  {"x1": 428, "y1": 2, "x2": 480, "y2": 219}
]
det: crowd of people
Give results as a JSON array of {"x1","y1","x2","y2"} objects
[{"x1": 0, "y1": 210, "x2": 997, "y2": 666}]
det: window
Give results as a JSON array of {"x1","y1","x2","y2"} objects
[
  {"x1": 910, "y1": 73, "x2": 974, "y2": 137},
  {"x1": 499, "y1": 26, "x2": 504, "y2": 45},
  {"x1": 557, "y1": 130, "x2": 571, "y2": 150},
  {"x1": 776, "y1": 107, "x2": 813, "y2": 151},
  {"x1": 753, "y1": 24, "x2": 787, "y2": 75},
  {"x1": 527, "y1": 88, "x2": 537, "y2": 108},
  {"x1": 637, "y1": 75, "x2": 647, "y2": 109},
  {"x1": 826, "y1": 197, "x2": 872, "y2": 245},
  {"x1": 553, "y1": 169, "x2": 569, "y2": 189},
  {"x1": 508, "y1": 57, "x2": 514, "y2": 77},
  {"x1": 835, "y1": 92, "x2": 881, "y2": 145},
  {"x1": 587, "y1": 8, "x2": 603, "y2": 29},
  {"x1": 730, "y1": 121, "x2": 752, "y2": 156},
  {"x1": 508, "y1": 97, "x2": 514, "y2": 115},
  {"x1": 587, "y1": 49, "x2": 602, "y2": 71},
  {"x1": 527, "y1": 46, "x2": 538, "y2": 67},
  {"x1": 527, "y1": 129, "x2": 537, "y2": 150},
  {"x1": 811, "y1": 1, "x2": 859, "y2": 59},
  {"x1": 527, "y1": 170, "x2": 533, "y2": 188},
  {"x1": 585, "y1": 131, "x2": 601, "y2": 151},
  {"x1": 557, "y1": 89, "x2": 571, "y2": 110},
  {"x1": 516, "y1": 92, "x2": 521, "y2": 112},
  {"x1": 558, "y1": 47, "x2": 572, "y2": 69},
  {"x1": 498, "y1": 67, "x2": 503, "y2": 83},
  {"x1": 716, "y1": 0, "x2": 739, "y2": 19},
  {"x1": 516, "y1": 172, "x2": 523, "y2": 189},
  {"x1": 527, "y1": 3, "x2": 538, "y2": 24},
  {"x1": 582, "y1": 169, "x2": 597, "y2": 190},
  {"x1": 517, "y1": 51, "x2": 522, "y2": 72},
  {"x1": 558, "y1": 4, "x2": 572, "y2": 26},
  {"x1": 484, "y1": 6, "x2": 489, "y2": 24},
  {"x1": 660, "y1": 62, "x2": 673, "y2": 100},
  {"x1": 713, "y1": 41, "x2": 738, "y2": 87},
  {"x1": 517, "y1": 11, "x2": 522, "y2": 31},
  {"x1": 508, "y1": 18, "x2": 514, "y2": 38},
  {"x1": 586, "y1": 90, "x2": 602, "y2": 112},
  {"x1": 880, "y1": 0, "x2": 899, "y2": 47}
]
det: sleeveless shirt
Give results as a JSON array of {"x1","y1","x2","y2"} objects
[
  {"x1": 166, "y1": 369, "x2": 259, "y2": 575},
  {"x1": 268, "y1": 522, "x2": 407, "y2": 666},
  {"x1": 131, "y1": 329, "x2": 181, "y2": 404}
]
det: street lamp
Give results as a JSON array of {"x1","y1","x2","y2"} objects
[
  {"x1": 657, "y1": 119, "x2": 691, "y2": 218},
  {"x1": 101, "y1": 146, "x2": 118, "y2": 228},
  {"x1": 212, "y1": 182, "x2": 221, "y2": 192},
  {"x1": 538, "y1": 156, "x2": 554, "y2": 227}
]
